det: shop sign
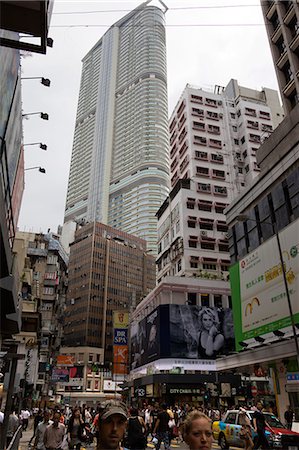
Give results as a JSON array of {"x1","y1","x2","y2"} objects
[
  {"x1": 287, "y1": 373, "x2": 299, "y2": 383},
  {"x1": 114, "y1": 329, "x2": 128, "y2": 345},
  {"x1": 51, "y1": 368, "x2": 69, "y2": 382},
  {"x1": 57, "y1": 355, "x2": 75, "y2": 366},
  {"x1": 135, "y1": 387, "x2": 146, "y2": 397},
  {"x1": 168, "y1": 387, "x2": 203, "y2": 394},
  {"x1": 113, "y1": 311, "x2": 129, "y2": 329},
  {"x1": 146, "y1": 384, "x2": 153, "y2": 397}
]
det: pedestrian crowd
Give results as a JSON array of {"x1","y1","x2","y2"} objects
[{"x1": 0, "y1": 400, "x2": 295, "y2": 450}]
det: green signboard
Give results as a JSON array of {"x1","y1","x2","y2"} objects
[{"x1": 230, "y1": 219, "x2": 299, "y2": 351}]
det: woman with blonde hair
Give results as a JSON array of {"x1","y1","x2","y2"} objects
[
  {"x1": 183, "y1": 410, "x2": 213, "y2": 450},
  {"x1": 197, "y1": 307, "x2": 224, "y2": 358}
]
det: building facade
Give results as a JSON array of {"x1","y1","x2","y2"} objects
[
  {"x1": 261, "y1": 0, "x2": 299, "y2": 114},
  {"x1": 64, "y1": 1, "x2": 169, "y2": 252},
  {"x1": 64, "y1": 222, "x2": 156, "y2": 366},
  {"x1": 157, "y1": 80, "x2": 282, "y2": 283},
  {"x1": 12, "y1": 231, "x2": 68, "y2": 405}
]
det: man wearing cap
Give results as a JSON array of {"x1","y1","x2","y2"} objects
[{"x1": 96, "y1": 401, "x2": 128, "y2": 450}]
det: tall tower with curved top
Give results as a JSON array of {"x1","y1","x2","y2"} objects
[{"x1": 64, "y1": 1, "x2": 169, "y2": 253}]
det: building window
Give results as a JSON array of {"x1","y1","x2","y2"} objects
[
  {"x1": 245, "y1": 164, "x2": 250, "y2": 173},
  {"x1": 177, "y1": 259, "x2": 182, "y2": 272},
  {"x1": 193, "y1": 121, "x2": 205, "y2": 130},
  {"x1": 234, "y1": 139, "x2": 239, "y2": 145},
  {"x1": 187, "y1": 198, "x2": 196, "y2": 209},
  {"x1": 198, "y1": 183, "x2": 211, "y2": 193},
  {"x1": 196, "y1": 166, "x2": 209, "y2": 177},
  {"x1": 188, "y1": 217, "x2": 197, "y2": 228},
  {"x1": 189, "y1": 240, "x2": 197, "y2": 248},
  {"x1": 201, "y1": 294, "x2": 210, "y2": 307},
  {"x1": 214, "y1": 295, "x2": 222, "y2": 308},
  {"x1": 198, "y1": 200, "x2": 213, "y2": 212},
  {"x1": 195, "y1": 150, "x2": 208, "y2": 160},
  {"x1": 214, "y1": 185, "x2": 227, "y2": 195},
  {"x1": 211, "y1": 153, "x2": 224, "y2": 163},
  {"x1": 212, "y1": 169, "x2": 225, "y2": 179},
  {"x1": 89, "y1": 354, "x2": 93, "y2": 363},
  {"x1": 192, "y1": 107, "x2": 204, "y2": 117},
  {"x1": 191, "y1": 94, "x2": 203, "y2": 103},
  {"x1": 194, "y1": 136, "x2": 207, "y2": 145},
  {"x1": 187, "y1": 292, "x2": 197, "y2": 305},
  {"x1": 201, "y1": 240, "x2": 215, "y2": 250}
]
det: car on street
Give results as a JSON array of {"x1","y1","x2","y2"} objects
[{"x1": 212, "y1": 409, "x2": 299, "y2": 450}]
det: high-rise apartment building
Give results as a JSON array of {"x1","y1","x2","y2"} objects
[
  {"x1": 261, "y1": 0, "x2": 299, "y2": 114},
  {"x1": 64, "y1": 1, "x2": 169, "y2": 252},
  {"x1": 64, "y1": 222, "x2": 156, "y2": 364},
  {"x1": 157, "y1": 80, "x2": 282, "y2": 283}
]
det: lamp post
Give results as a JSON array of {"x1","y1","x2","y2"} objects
[
  {"x1": 237, "y1": 214, "x2": 299, "y2": 368},
  {"x1": 25, "y1": 166, "x2": 46, "y2": 174},
  {"x1": 21, "y1": 77, "x2": 51, "y2": 87},
  {"x1": 23, "y1": 142, "x2": 47, "y2": 151},
  {"x1": 22, "y1": 112, "x2": 49, "y2": 120}
]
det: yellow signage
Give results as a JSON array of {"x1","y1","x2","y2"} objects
[{"x1": 113, "y1": 311, "x2": 129, "y2": 329}]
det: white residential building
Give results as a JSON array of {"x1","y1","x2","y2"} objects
[{"x1": 156, "y1": 80, "x2": 283, "y2": 292}]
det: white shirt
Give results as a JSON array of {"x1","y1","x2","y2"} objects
[
  {"x1": 0, "y1": 411, "x2": 4, "y2": 424},
  {"x1": 21, "y1": 410, "x2": 31, "y2": 420}
]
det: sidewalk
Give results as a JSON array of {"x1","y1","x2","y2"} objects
[{"x1": 19, "y1": 428, "x2": 34, "y2": 449}]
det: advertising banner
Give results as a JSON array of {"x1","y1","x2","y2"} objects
[
  {"x1": 57, "y1": 355, "x2": 75, "y2": 366},
  {"x1": 114, "y1": 328, "x2": 128, "y2": 346},
  {"x1": 113, "y1": 311, "x2": 129, "y2": 329},
  {"x1": 51, "y1": 368, "x2": 69, "y2": 383},
  {"x1": 113, "y1": 345, "x2": 128, "y2": 375},
  {"x1": 64, "y1": 365, "x2": 84, "y2": 386},
  {"x1": 230, "y1": 219, "x2": 299, "y2": 350},
  {"x1": 130, "y1": 305, "x2": 235, "y2": 369}
]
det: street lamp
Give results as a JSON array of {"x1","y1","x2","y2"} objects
[
  {"x1": 25, "y1": 166, "x2": 46, "y2": 174},
  {"x1": 23, "y1": 142, "x2": 47, "y2": 151},
  {"x1": 237, "y1": 214, "x2": 299, "y2": 367},
  {"x1": 22, "y1": 112, "x2": 49, "y2": 120},
  {"x1": 21, "y1": 77, "x2": 51, "y2": 87}
]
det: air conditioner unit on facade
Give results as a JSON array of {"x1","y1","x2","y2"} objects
[{"x1": 200, "y1": 230, "x2": 207, "y2": 236}]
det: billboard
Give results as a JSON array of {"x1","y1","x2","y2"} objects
[
  {"x1": 113, "y1": 311, "x2": 129, "y2": 328},
  {"x1": 130, "y1": 305, "x2": 235, "y2": 369},
  {"x1": 113, "y1": 310, "x2": 129, "y2": 375},
  {"x1": 230, "y1": 219, "x2": 299, "y2": 351},
  {"x1": 113, "y1": 345, "x2": 128, "y2": 375},
  {"x1": 57, "y1": 355, "x2": 75, "y2": 366},
  {"x1": 51, "y1": 368, "x2": 69, "y2": 383}
]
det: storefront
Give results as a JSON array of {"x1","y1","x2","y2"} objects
[{"x1": 125, "y1": 373, "x2": 241, "y2": 407}]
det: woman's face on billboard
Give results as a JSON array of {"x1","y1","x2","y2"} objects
[{"x1": 202, "y1": 313, "x2": 213, "y2": 331}]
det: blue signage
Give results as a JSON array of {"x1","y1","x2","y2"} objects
[{"x1": 114, "y1": 329, "x2": 128, "y2": 345}]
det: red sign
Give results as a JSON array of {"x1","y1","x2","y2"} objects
[
  {"x1": 251, "y1": 385, "x2": 258, "y2": 396},
  {"x1": 57, "y1": 355, "x2": 75, "y2": 366}
]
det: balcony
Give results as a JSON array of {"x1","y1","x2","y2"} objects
[
  {"x1": 283, "y1": 77, "x2": 296, "y2": 96},
  {"x1": 290, "y1": 33, "x2": 299, "y2": 52},
  {"x1": 283, "y1": 3, "x2": 296, "y2": 25},
  {"x1": 266, "y1": 2, "x2": 276, "y2": 20},
  {"x1": 276, "y1": 49, "x2": 288, "y2": 69},
  {"x1": 271, "y1": 24, "x2": 282, "y2": 43},
  {"x1": 27, "y1": 247, "x2": 47, "y2": 257}
]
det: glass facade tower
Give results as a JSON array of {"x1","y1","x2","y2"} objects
[{"x1": 64, "y1": 2, "x2": 169, "y2": 252}]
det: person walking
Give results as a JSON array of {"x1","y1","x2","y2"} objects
[
  {"x1": 43, "y1": 411, "x2": 66, "y2": 450},
  {"x1": 6, "y1": 409, "x2": 20, "y2": 447},
  {"x1": 284, "y1": 406, "x2": 294, "y2": 430},
  {"x1": 152, "y1": 404, "x2": 170, "y2": 450},
  {"x1": 20, "y1": 407, "x2": 31, "y2": 430},
  {"x1": 96, "y1": 400, "x2": 128, "y2": 450},
  {"x1": 253, "y1": 402, "x2": 274, "y2": 449},
  {"x1": 182, "y1": 410, "x2": 213, "y2": 450},
  {"x1": 67, "y1": 407, "x2": 86, "y2": 450},
  {"x1": 239, "y1": 408, "x2": 254, "y2": 450},
  {"x1": 34, "y1": 410, "x2": 53, "y2": 450},
  {"x1": 126, "y1": 407, "x2": 147, "y2": 450}
]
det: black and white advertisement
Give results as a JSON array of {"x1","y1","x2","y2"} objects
[
  {"x1": 130, "y1": 305, "x2": 235, "y2": 369},
  {"x1": 169, "y1": 305, "x2": 235, "y2": 359}
]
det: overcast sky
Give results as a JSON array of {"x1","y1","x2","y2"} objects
[{"x1": 18, "y1": 0, "x2": 279, "y2": 234}]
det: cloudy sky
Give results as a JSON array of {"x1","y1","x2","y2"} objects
[{"x1": 18, "y1": 0, "x2": 279, "y2": 233}]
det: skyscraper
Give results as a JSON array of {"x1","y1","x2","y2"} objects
[
  {"x1": 261, "y1": 0, "x2": 299, "y2": 114},
  {"x1": 64, "y1": 1, "x2": 169, "y2": 252}
]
